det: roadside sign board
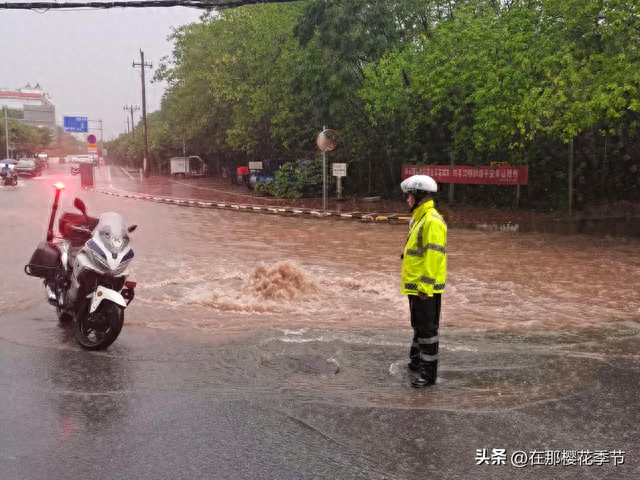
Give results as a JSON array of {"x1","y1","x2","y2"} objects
[
  {"x1": 87, "y1": 134, "x2": 97, "y2": 145},
  {"x1": 63, "y1": 116, "x2": 88, "y2": 133},
  {"x1": 88, "y1": 146, "x2": 98, "y2": 153},
  {"x1": 332, "y1": 163, "x2": 347, "y2": 177},
  {"x1": 402, "y1": 164, "x2": 529, "y2": 185}
]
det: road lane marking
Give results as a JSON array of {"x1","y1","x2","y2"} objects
[{"x1": 120, "y1": 166, "x2": 136, "y2": 181}]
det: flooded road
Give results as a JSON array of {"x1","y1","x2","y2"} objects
[
  {"x1": 121, "y1": 203, "x2": 640, "y2": 333},
  {"x1": 1, "y1": 163, "x2": 639, "y2": 479},
  {"x1": 5, "y1": 163, "x2": 639, "y2": 333}
]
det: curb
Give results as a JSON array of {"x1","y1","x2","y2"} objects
[{"x1": 84, "y1": 187, "x2": 412, "y2": 224}]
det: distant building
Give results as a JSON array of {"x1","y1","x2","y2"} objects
[{"x1": 0, "y1": 83, "x2": 56, "y2": 131}]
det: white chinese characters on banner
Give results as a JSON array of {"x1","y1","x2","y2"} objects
[{"x1": 402, "y1": 164, "x2": 528, "y2": 185}]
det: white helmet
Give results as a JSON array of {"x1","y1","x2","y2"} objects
[{"x1": 400, "y1": 175, "x2": 438, "y2": 195}]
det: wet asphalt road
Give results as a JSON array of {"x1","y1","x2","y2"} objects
[
  {"x1": 2, "y1": 305, "x2": 640, "y2": 480},
  {"x1": 1, "y1": 164, "x2": 639, "y2": 479}
]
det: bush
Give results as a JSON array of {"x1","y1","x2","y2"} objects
[{"x1": 255, "y1": 159, "x2": 324, "y2": 199}]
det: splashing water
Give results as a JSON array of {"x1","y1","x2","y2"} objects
[{"x1": 246, "y1": 261, "x2": 319, "y2": 301}]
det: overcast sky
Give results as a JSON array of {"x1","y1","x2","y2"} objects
[{"x1": 0, "y1": 7, "x2": 203, "y2": 139}]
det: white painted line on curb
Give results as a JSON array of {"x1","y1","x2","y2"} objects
[
  {"x1": 85, "y1": 187, "x2": 411, "y2": 224},
  {"x1": 120, "y1": 166, "x2": 136, "y2": 181}
]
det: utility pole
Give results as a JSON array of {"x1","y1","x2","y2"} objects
[
  {"x1": 4, "y1": 106, "x2": 9, "y2": 158},
  {"x1": 123, "y1": 105, "x2": 139, "y2": 137},
  {"x1": 133, "y1": 50, "x2": 152, "y2": 177},
  {"x1": 125, "y1": 117, "x2": 130, "y2": 134}
]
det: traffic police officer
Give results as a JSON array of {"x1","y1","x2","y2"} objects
[{"x1": 400, "y1": 175, "x2": 447, "y2": 388}]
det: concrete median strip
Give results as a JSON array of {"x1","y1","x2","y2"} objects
[{"x1": 84, "y1": 187, "x2": 410, "y2": 224}]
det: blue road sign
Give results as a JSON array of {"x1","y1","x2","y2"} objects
[
  {"x1": 63, "y1": 116, "x2": 88, "y2": 133},
  {"x1": 87, "y1": 134, "x2": 97, "y2": 145}
]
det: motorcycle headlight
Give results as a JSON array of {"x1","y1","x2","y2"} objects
[{"x1": 99, "y1": 227, "x2": 130, "y2": 255}]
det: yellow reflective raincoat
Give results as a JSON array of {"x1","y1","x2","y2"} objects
[{"x1": 401, "y1": 200, "x2": 447, "y2": 296}]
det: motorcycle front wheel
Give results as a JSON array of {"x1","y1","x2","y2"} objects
[{"x1": 74, "y1": 300, "x2": 124, "y2": 350}]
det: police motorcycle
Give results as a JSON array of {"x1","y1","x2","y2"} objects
[{"x1": 25, "y1": 183, "x2": 137, "y2": 350}]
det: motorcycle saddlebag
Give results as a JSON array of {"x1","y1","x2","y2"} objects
[{"x1": 25, "y1": 241, "x2": 61, "y2": 280}]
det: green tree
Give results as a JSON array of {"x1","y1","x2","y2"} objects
[{"x1": 0, "y1": 115, "x2": 53, "y2": 157}]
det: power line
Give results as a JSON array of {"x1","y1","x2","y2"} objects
[{"x1": 0, "y1": 0, "x2": 304, "y2": 11}]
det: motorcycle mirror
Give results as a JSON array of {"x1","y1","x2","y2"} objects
[
  {"x1": 74, "y1": 198, "x2": 87, "y2": 216},
  {"x1": 128, "y1": 225, "x2": 137, "y2": 233}
]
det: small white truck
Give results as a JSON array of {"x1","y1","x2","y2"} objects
[{"x1": 170, "y1": 156, "x2": 206, "y2": 179}]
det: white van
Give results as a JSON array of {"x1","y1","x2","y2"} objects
[{"x1": 75, "y1": 155, "x2": 98, "y2": 164}]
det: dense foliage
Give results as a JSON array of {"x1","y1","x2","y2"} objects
[
  {"x1": 254, "y1": 159, "x2": 325, "y2": 198},
  {"x1": 0, "y1": 109, "x2": 53, "y2": 157},
  {"x1": 106, "y1": 0, "x2": 640, "y2": 209}
]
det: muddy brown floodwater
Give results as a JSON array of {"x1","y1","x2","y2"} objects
[{"x1": 3, "y1": 163, "x2": 639, "y2": 338}]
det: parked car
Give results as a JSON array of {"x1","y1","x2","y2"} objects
[
  {"x1": 15, "y1": 159, "x2": 41, "y2": 177},
  {"x1": 247, "y1": 159, "x2": 285, "y2": 190},
  {"x1": 75, "y1": 154, "x2": 97, "y2": 164}
]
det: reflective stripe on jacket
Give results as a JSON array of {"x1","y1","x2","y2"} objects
[{"x1": 401, "y1": 200, "x2": 447, "y2": 296}]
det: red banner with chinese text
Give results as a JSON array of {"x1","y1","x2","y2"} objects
[{"x1": 402, "y1": 165, "x2": 529, "y2": 186}]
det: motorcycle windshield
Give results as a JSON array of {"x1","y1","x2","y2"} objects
[{"x1": 95, "y1": 212, "x2": 131, "y2": 254}]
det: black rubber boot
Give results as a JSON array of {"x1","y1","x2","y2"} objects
[
  {"x1": 407, "y1": 362, "x2": 420, "y2": 372},
  {"x1": 411, "y1": 363, "x2": 436, "y2": 388},
  {"x1": 411, "y1": 376, "x2": 435, "y2": 388}
]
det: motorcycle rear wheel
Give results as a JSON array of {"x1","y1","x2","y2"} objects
[{"x1": 74, "y1": 300, "x2": 124, "y2": 350}]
